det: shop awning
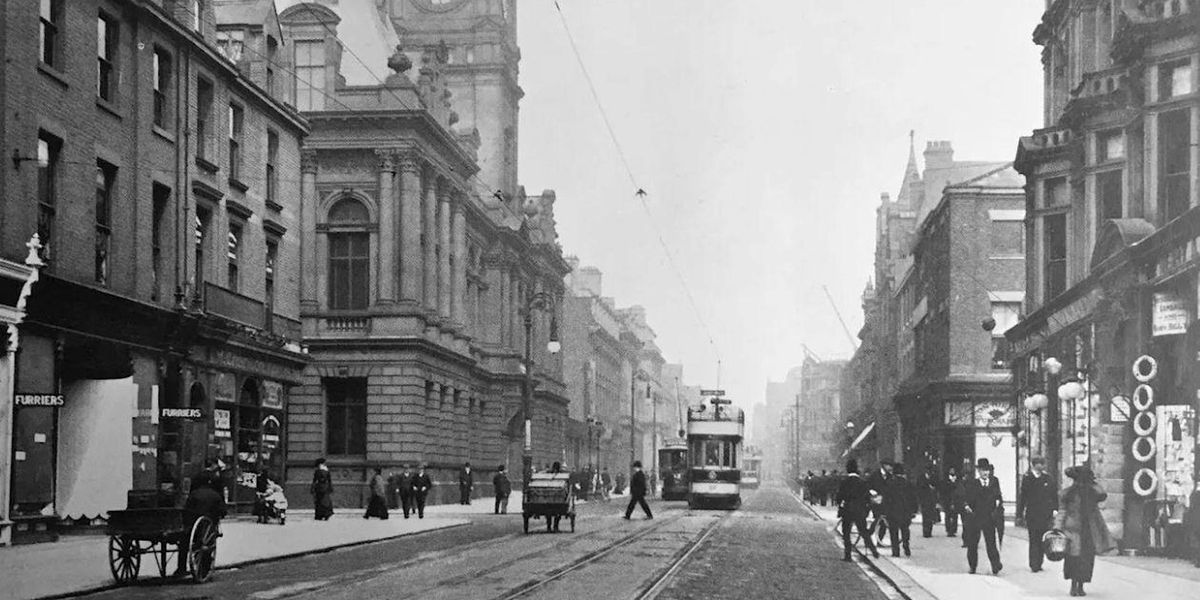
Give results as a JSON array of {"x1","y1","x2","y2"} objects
[{"x1": 841, "y1": 421, "x2": 876, "y2": 458}]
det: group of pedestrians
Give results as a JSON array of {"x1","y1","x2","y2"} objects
[
  {"x1": 832, "y1": 457, "x2": 1007, "y2": 574},
  {"x1": 830, "y1": 455, "x2": 1148, "y2": 597},
  {"x1": 308, "y1": 458, "x2": 434, "y2": 521},
  {"x1": 800, "y1": 469, "x2": 841, "y2": 506}
]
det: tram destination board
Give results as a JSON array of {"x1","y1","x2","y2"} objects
[{"x1": 700, "y1": 389, "x2": 726, "y2": 397}]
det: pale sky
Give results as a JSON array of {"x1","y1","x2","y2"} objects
[{"x1": 517, "y1": 1, "x2": 1046, "y2": 412}]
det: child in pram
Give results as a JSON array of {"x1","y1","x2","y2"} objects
[{"x1": 254, "y1": 470, "x2": 288, "y2": 524}]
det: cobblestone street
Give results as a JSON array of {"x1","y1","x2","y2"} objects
[{"x1": 655, "y1": 482, "x2": 892, "y2": 600}]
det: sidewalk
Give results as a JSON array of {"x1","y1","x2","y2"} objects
[
  {"x1": 0, "y1": 508, "x2": 469, "y2": 600},
  {"x1": 807, "y1": 503, "x2": 1200, "y2": 600}
]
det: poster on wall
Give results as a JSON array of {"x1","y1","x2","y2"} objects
[
  {"x1": 1155, "y1": 404, "x2": 1196, "y2": 513},
  {"x1": 1151, "y1": 292, "x2": 1190, "y2": 337},
  {"x1": 213, "y1": 408, "x2": 232, "y2": 439},
  {"x1": 262, "y1": 381, "x2": 283, "y2": 410}
]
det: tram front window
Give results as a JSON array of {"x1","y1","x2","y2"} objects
[{"x1": 691, "y1": 440, "x2": 738, "y2": 468}]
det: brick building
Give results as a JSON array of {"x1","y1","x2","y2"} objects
[
  {"x1": 277, "y1": 0, "x2": 571, "y2": 507},
  {"x1": 1007, "y1": 0, "x2": 1199, "y2": 548},
  {"x1": 0, "y1": 0, "x2": 308, "y2": 543},
  {"x1": 893, "y1": 164, "x2": 1025, "y2": 500}
]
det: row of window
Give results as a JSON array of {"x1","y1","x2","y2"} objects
[
  {"x1": 36, "y1": 129, "x2": 279, "y2": 305},
  {"x1": 39, "y1": 2, "x2": 282, "y2": 205},
  {"x1": 325, "y1": 378, "x2": 492, "y2": 457}
]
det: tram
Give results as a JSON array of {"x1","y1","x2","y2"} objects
[
  {"x1": 657, "y1": 439, "x2": 689, "y2": 501},
  {"x1": 741, "y1": 447, "x2": 762, "y2": 489},
  {"x1": 686, "y1": 397, "x2": 744, "y2": 509}
]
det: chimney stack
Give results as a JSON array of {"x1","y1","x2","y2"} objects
[{"x1": 923, "y1": 140, "x2": 955, "y2": 172}]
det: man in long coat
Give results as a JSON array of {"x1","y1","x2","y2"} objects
[
  {"x1": 962, "y1": 458, "x2": 1004, "y2": 575},
  {"x1": 396, "y1": 465, "x2": 415, "y2": 518},
  {"x1": 1016, "y1": 456, "x2": 1057, "y2": 572},
  {"x1": 916, "y1": 467, "x2": 941, "y2": 538},
  {"x1": 493, "y1": 465, "x2": 512, "y2": 515},
  {"x1": 413, "y1": 464, "x2": 433, "y2": 518},
  {"x1": 940, "y1": 467, "x2": 962, "y2": 537},
  {"x1": 459, "y1": 462, "x2": 474, "y2": 505},
  {"x1": 836, "y1": 459, "x2": 880, "y2": 561}
]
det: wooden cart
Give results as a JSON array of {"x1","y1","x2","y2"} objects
[
  {"x1": 522, "y1": 473, "x2": 576, "y2": 534},
  {"x1": 105, "y1": 508, "x2": 219, "y2": 584}
]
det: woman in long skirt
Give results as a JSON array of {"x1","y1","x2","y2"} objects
[
  {"x1": 1054, "y1": 465, "x2": 1113, "y2": 596},
  {"x1": 311, "y1": 458, "x2": 334, "y2": 521},
  {"x1": 364, "y1": 467, "x2": 389, "y2": 519}
]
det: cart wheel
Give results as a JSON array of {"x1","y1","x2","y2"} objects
[
  {"x1": 570, "y1": 515, "x2": 576, "y2": 533},
  {"x1": 187, "y1": 516, "x2": 219, "y2": 583},
  {"x1": 523, "y1": 515, "x2": 530, "y2": 534},
  {"x1": 108, "y1": 535, "x2": 141, "y2": 584},
  {"x1": 153, "y1": 540, "x2": 171, "y2": 578}
]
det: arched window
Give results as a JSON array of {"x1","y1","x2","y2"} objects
[{"x1": 327, "y1": 198, "x2": 370, "y2": 310}]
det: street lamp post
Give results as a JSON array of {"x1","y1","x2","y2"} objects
[{"x1": 521, "y1": 291, "x2": 560, "y2": 491}]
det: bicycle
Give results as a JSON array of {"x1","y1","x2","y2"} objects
[{"x1": 835, "y1": 514, "x2": 891, "y2": 549}]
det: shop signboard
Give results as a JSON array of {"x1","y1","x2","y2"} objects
[
  {"x1": 262, "y1": 381, "x2": 283, "y2": 410},
  {"x1": 1155, "y1": 405, "x2": 1195, "y2": 512},
  {"x1": 213, "y1": 372, "x2": 236, "y2": 404},
  {"x1": 1109, "y1": 395, "x2": 1131, "y2": 423},
  {"x1": 1151, "y1": 292, "x2": 1190, "y2": 337},
  {"x1": 13, "y1": 394, "x2": 64, "y2": 407},
  {"x1": 160, "y1": 407, "x2": 204, "y2": 420},
  {"x1": 213, "y1": 408, "x2": 232, "y2": 438}
]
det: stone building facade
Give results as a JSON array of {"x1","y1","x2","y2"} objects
[
  {"x1": 1008, "y1": 0, "x2": 1199, "y2": 549},
  {"x1": 1, "y1": 0, "x2": 309, "y2": 543},
  {"x1": 278, "y1": 1, "x2": 570, "y2": 507}
]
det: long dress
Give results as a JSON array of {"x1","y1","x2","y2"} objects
[
  {"x1": 364, "y1": 474, "x2": 389, "y2": 519},
  {"x1": 312, "y1": 468, "x2": 334, "y2": 520}
]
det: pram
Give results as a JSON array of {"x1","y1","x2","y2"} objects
[{"x1": 254, "y1": 480, "x2": 288, "y2": 525}]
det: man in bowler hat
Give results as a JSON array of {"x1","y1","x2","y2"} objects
[
  {"x1": 623, "y1": 461, "x2": 653, "y2": 519},
  {"x1": 412, "y1": 464, "x2": 433, "y2": 518},
  {"x1": 963, "y1": 458, "x2": 1004, "y2": 574},
  {"x1": 1016, "y1": 456, "x2": 1057, "y2": 572},
  {"x1": 396, "y1": 465, "x2": 415, "y2": 518},
  {"x1": 836, "y1": 458, "x2": 880, "y2": 561}
]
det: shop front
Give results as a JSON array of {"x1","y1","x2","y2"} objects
[
  {"x1": 0, "y1": 244, "x2": 40, "y2": 546},
  {"x1": 896, "y1": 381, "x2": 1017, "y2": 499}
]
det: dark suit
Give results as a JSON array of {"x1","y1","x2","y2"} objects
[
  {"x1": 916, "y1": 472, "x2": 941, "y2": 537},
  {"x1": 940, "y1": 475, "x2": 963, "y2": 536},
  {"x1": 396, "y1": 472, "x2": 415, "y2": 518},
  {"x1": 624, "y1": 470, "x2": 653, "y2": 518},
  {"x1": 836, "y1": 474, "x2": 879, "y2": 559},
  {"x1": 886, "y1": 475, "x2": 918, "y2": 555},
  {"x1": 1016, "y1": 471, "x2": 1057, "y2": 571},
  {"x1": 865, "y1": 470, "x2": 891, "y2": 542},
  {"x1": 412, "y1": 471, "x2": 432, "y2": 518},
  {"x1": 963, "y1": 475, "x2": 1004, "y2": 573},
  {"x1": 459, "y1": 468, "x2": 473, "y2": 505},
  {"x1": 493, "y1": 472, "x2": 511, "y2": 514}
]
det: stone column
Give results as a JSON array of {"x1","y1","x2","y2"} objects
[
  {"x1": 437, "y1": 185, "x2": 452, "y2": 320},
  {"x1": 398, "y1": 155, "x2": 423, "y2": 304},
  {"x1": 422, "y1": 170, "x2": 438, "y2": 313},
  {"x1": 451, "y1": 193, "x2": 467, "y2": 326},
  {"x1": 374, "y1": 150, "x2": 397, "y2": 304},
  {"x1": 485, "y1": 265, "x2": 502, "y2": 346},
  {"x1": 499, "y1": 269, "x2": 511, "y2": 346},
  {"x1": 300, "y1": 150, "x2": 319, "y2": 307}
]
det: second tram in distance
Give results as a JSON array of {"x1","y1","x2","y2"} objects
[
  {"x1": 658, "y1": 439, "x2": 690, "y2": 501},
  {"x1": 686, "y1": 397, "x2": 744, "y2": 509}
]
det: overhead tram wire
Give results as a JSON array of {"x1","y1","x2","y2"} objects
[{"x1": 553, "y1": 1, "x2": 722, "y2": 365}]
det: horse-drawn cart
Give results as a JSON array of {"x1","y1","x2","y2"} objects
[
  {"x1": 105, "y1": 508, "x2": 219, "y2": 584},
  {"x1": 522, "y1": 473, "x2": 576, "y2": 533}
]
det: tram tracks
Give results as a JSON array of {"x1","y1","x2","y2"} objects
[{"x1": 490, "y1": 508, "x2": 735, "y2": 600}]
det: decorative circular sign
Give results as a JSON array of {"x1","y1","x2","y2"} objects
[
  {"x1": 1131, "y1": 436, "x2": 1156, "y2": 462},
  {"x1": 1132, "y1": 467, "x2": 1158, "y2": 497},
  {"x1": 1132, "y1": 384, "x2": 1155, "y2": 411},
  {"x1": 1132, "y1": 355, "x2": 1158, "y2": 382},
  {"x1": 1132, "y1": 410, "x2": 1157, "y2": 437}
]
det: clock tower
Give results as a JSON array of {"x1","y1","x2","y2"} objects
[{"x1": 383, "y1": 0, "x2": 521, "y2": 196}]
